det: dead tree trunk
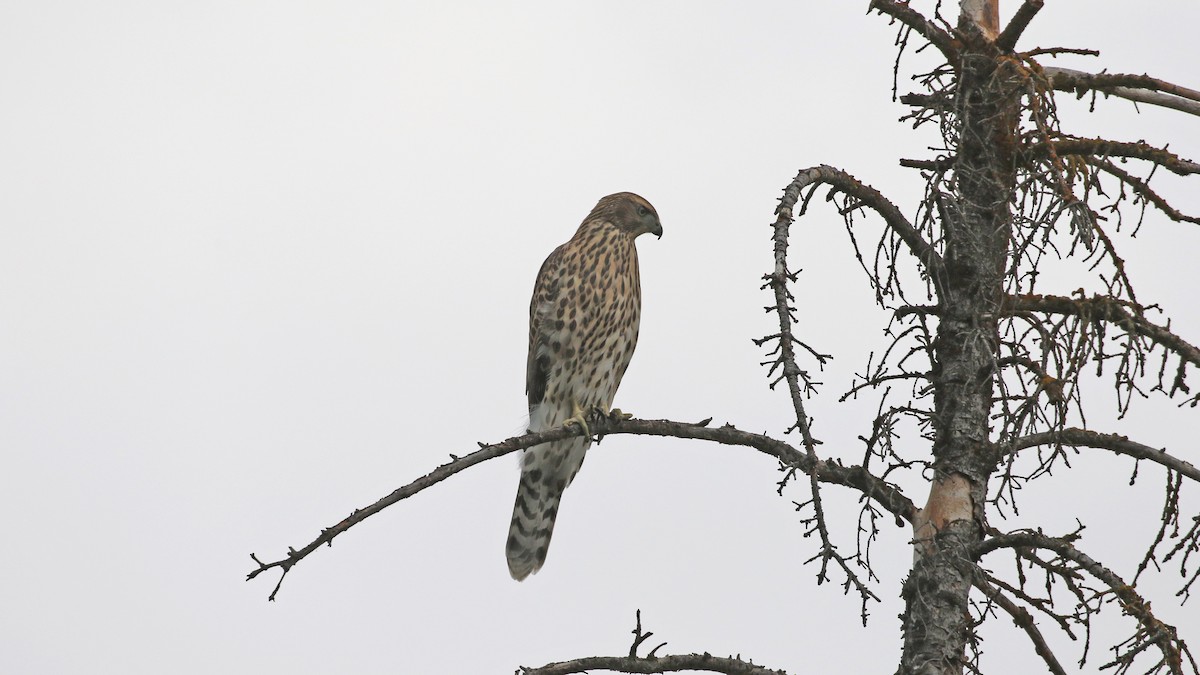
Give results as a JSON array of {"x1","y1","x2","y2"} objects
[{"x1": 901, "y1": 10, "x2": 1019, "y2": 674}]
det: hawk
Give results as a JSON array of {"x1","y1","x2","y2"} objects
[{"x1": 506, "y1": 192, "x2": 663, "y2": 580}]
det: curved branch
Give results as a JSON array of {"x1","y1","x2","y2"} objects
[
  {"x1": 1003, "y1": 293, "x2": 1200, "y2": 370},
  {"x1": 520, "y1": 653, "x2": 788, "y2": 675},
  {"x1": 247, "y1": 416, "x2": 916, "y2": 599},
  {"x1": 868, "y1": 0, "x2": 959, "y2": 62},
  {"x1": 777, "y1": 165, "x2": 945, "y2": 284},
  {"x1": 1003, "y1": 428, "x2": 1200, "y2": 483},
  {"x1": 771, "y1": 165, "x2": 941, "y2": 605},
  {"x1": 770, "y1": 170, "x2": 855, "y2": 599},
  {"x1": 977, "y1": 531, "x2": 1192, "y2": 674},
  {"x1": 1043, "y1": 66, "x2": 1200, "y2": 117}
]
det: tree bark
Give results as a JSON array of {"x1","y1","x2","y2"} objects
[{"x1": 899, "y1": 4, "x2": 1016, "y2": 672}]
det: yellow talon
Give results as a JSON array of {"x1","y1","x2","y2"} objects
[{"x1": 607, "y1": 407, "x2": 633, "y2": 421}]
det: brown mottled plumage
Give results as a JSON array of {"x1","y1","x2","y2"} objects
[{"x1": 506, "y1": 192, "x2": 663, "y2": 580}]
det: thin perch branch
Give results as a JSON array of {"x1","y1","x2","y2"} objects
[{"x1": 247, "y1": 416, "x2": 916, "y2": 600}]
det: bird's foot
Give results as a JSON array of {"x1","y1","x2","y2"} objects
[
  {"x1": 606, "y1": 407, "x2": 633, "y2": 421},
  {"x1": 563, "y1": 402, "x2": 591, "y2": 439}
]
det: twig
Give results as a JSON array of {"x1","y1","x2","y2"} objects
[{"x1": 629, "y1": 610, "x2": 667, "y2": 658}]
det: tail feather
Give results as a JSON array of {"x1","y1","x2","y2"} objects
[{"x1": 505, "y1": 439, "x2": 587, "y2": 580}]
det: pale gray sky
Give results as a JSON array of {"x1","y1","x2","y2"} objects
[{"x1": 2, "y1": 2, "x2": 1198, "y2": 673}]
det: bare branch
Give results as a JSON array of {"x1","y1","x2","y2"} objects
[
  {"x1": 868, "y1": 0, "x2": 959, "y2": 62},
  {"x1": 770, "y1": 169, "x2": 870, "y2": 605},
  {"x1": 248, "y1": 416, "x2": 916, "y2": 600},
  {"x1": 903, "y1": 138, "x2": 1200, "y2": 179},
  {"x1": 1023, "y1": 47, "x2": 1099, "y2": 58},
  {"x1": 519, "y1": 653, "x2": 788, "y2": 675},
  {"x1": 520, "y1": 610, "x2": 789, "y2": 674},
  {"x1": 777, "y1": 165, "x2": 945, "y2": 282},
  {"x1": 769, "y1": 179, "x2": 837, "y2": 588},
  {"x1": 1004, "y1": 294, "x2": 1200, "y2": 370},
  {"x1": 900, "y1": 157, "x2": 953, "y2": 172},
  {"x1": 978, "y1": 531, "x2": 1194, "y2": 674},
  {"x1": 996, "y1": 0, "x2": 1044, "y2": 52},
  {"x1": 1003, "y1": 428, "x2": 1200, "y2": 483},
  {"x1": 973, "y1": 573, "x2": 1068, "y2": 675},
  {"x1": 245, "y1": 422, "x2": 584, "y2": 600},
  {"x1": 1087, "y1": 157, "x2": 1200, "y2": 225},
  {"x1": 1040, "y1": 138, "x2": 1200, "y2": 176},
  {"x1": 1043, "y1": 66, "x2": 1200, "y2": 117}
]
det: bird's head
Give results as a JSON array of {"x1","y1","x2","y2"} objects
[{"x1": 594, "y1": 192, "x2": 663, "y2": 239}]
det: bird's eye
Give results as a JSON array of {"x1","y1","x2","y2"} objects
[{"x1": 637, "y1": 205, "x2": 648, "y2": 216}]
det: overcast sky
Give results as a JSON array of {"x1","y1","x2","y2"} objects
[{"x1": 3, "y1": 2, "x2": 1198, "y2": 673}]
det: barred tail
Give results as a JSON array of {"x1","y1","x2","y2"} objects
[
  {"x1": 505, "y1": 440, "x2": 585, "y2": 580},
  {"x1": 505, "y1": 476, "x2": 563, "y2": 580}
]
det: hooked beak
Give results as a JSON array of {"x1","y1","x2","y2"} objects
[{"x1": 651, "y1": 222, "x2": 663, "y2": 239}]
